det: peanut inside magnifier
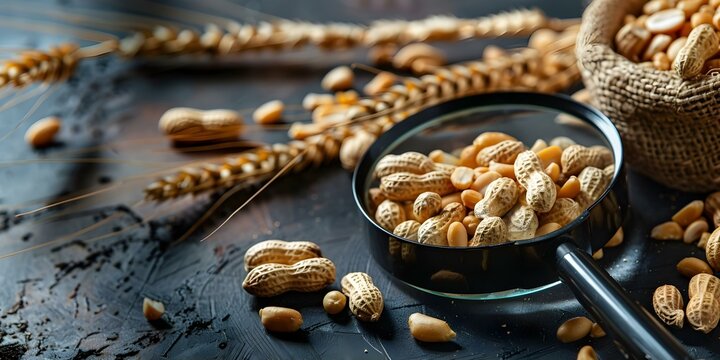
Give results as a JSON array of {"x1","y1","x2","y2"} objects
[{"x1": 366, "y1": 126, "x2": 614, "y2": 247}]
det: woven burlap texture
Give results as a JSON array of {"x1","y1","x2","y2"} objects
[{"x1": 577, "y1": 0, "x2": 720, "y2": 192}]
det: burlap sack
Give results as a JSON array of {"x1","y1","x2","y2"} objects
[{"x1": 577, "y1": 0, "x2": 720, "y2": 192}]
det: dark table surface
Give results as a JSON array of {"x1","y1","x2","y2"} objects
[{"x1": 0, "y1": 0, "x2": 718, "y2": 359}]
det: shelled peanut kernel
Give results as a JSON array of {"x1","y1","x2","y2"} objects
[
  {"x1": 615, "y1": 2, "x2": 720, "y2": 76},
  {"x1": 370, "y1": 132, "x2": 613, "y2": 247},
  {"x1": 650, "y1": 199, "x2": 717, "y2": 244}
]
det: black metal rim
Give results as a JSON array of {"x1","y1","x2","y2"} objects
[{"x1": 352, "y1": 91, "x2": 625, "y2": 250}]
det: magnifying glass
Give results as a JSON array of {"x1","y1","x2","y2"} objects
[{"x1": 352, "y1": 92, "x2": 690, "y2": 360}]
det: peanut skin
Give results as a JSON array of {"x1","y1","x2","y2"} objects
[
  {"x1": 323, "y1": 291, "x2": 347, "y2": 315},
  {"x1": 143, "y1": 298, "x2": 165, "y2": 321},
  {"x1": 705, "y1": 192, "x2": 720, "y2": 228},
  {"x1": 556, "y1": 316, "x2": 592, "y2": 343},
  {"x1": 472, "y1": 132, "x2": 517, "y2": 149},
  {"x1": 408, "y1": 313, "x2": 457, "y2": 342},
  {"x1": 259, "y1": 307, "x2": 303, "y2": 332},
  {"x1": 26, "y1": 116, "x2": 61, "y2": 148}
]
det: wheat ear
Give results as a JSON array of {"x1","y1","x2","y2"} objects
[
  {"x1": 1, "y1": 9, "x2": 575, "y2": 89},
  {"x1": 116, "y1": 8, "x2": 562, "y2": 57},
  {"x1": 0, "y1": 41, "x2": 117, "y2": 90}
]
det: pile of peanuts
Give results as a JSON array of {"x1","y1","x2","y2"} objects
[
  {"x1": 650, "y1": 192, "x2": 720, "y2": 333},
  {"x1": 615, "y1": 0, "x2": 720, "y2": 78},
  {"x1": 241, "y1": 239, "x2": 456, "y2": 342},
  {"x1": 368, "y1": 132, "x2": 615, "y2": 247}
]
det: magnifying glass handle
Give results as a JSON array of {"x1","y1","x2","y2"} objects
[{"x1": 555, "y1": 242, "x2": 690, "y2": 360}]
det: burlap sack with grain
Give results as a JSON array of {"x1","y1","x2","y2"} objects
[{"x1": 577, "y1": 0, "x2": 720, "y2": 192}]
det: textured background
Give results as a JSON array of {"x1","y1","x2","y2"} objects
[{"x1": 0, "y1": 0, "x2": 717, "y2": 359}]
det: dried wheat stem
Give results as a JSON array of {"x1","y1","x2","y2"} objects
[
  {"x1": 143, "y1": 38, "x2": 579, "y2": 201},
  {"x1": 117, "y1": 8, "x2": 560, "y2": 57},
  {"x1": 144, "y1": 131, "x2": 344, "y2": 200}
]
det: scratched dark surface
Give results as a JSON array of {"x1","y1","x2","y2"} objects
[{"x1": 0, "y1": 0, "x2": 718, "y2": 359}]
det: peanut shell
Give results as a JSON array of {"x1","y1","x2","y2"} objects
[
  {"x1": 244, "y1": 240, "x2": 322, "y2": 271},
  {"x1": 504, "y1": 205, "x2": 538, "y2": 241},
  {"x1": 706, "y1": 228, "x2": 720, "y2": 271},
  {"x1": 418, "y1": 203, "x2": 466, "y2": 246},
  {"x1": 380, "y1": 171, "x2": 455, "y2": 201},
  {"x1": 469, "y1": 216, "x2": 507, "y2": 246},
  {"x1": 474, "y1": 177, "x2": 519, "y2": 219},
  {"x1": 689, "y1": 273, "x2": 720, "y2": 300},
  {"x1": 393, "y1": 220, "x2": 421, "y2": 241},
  {"x1": 539, "y1": 198, "x2": 581, "y2": 227},
  {"x1": 413, "y1": 192, "x2": 443, "y2": 223},
  {"x1": 475, "y1": 140, "x2": 526, "y2": 167},
  {"x1": 653, "y1": 285, "x2": 685, "y2": 328},
  {"x1": 686, "y1": 292, "x2": 720, "y2": 333},
  {"x1": 375, "y1": 199, "x2": 407, "y2": 231},
  {"x1": 243, "y1": 258, "x2": 336, "y2": 297},
  {"x1": 341, "y1": 272, "x2": 384, "y2": 322},
  {"x1": 374, "y1": 152, "x2": 436, "y2": 178},
  {"x1": 560, "y1": 145, "x2": 613, "y2": 176}
]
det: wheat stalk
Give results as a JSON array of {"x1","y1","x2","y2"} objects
[
  {"x1": 143, "y1": 30, "x2": 579, "y2": 201},
  {"x1": 143, "y1": 131, "x2": 343, "y2": 200},
  {"x1": 0, "y1": 8, "x2": 574, "y2": 90},
  {"x1": 116, "y1": 8, "x2": 559, "y2": 57}
]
